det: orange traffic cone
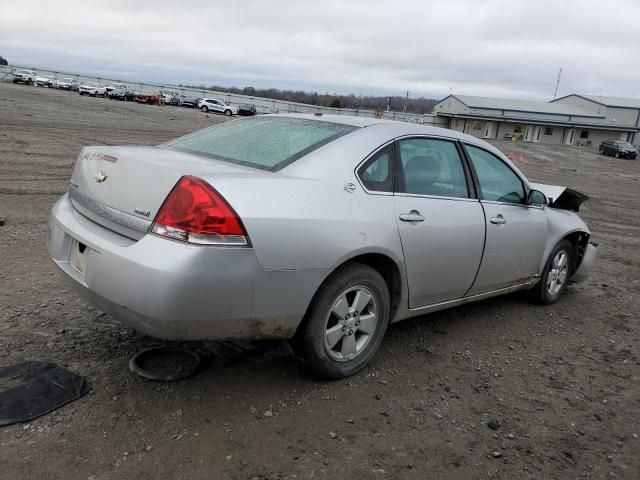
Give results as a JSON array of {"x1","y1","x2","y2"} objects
[{"x1": 508, "y1": 151, "x2": 514, "y2": 160}]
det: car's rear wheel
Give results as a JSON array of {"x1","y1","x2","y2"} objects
[
  {"x1": 531, "y1": 239, "x2": 574, "y2": 305},
  {"x1": 292, "y1": 263, "x2": 390, "y2": 378},
  {"x1": 201, "y1": 106, "x2": 208, "y2": 112},
  {"x1": 599, "y1": 147, "x2": 604, "y2": 154},
  {"x1": 615, "y1": 152, "x2": 621, "y2": 158}
]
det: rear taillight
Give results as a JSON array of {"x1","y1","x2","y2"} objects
[{"x1": 151, "y1": 175, "x2": 248, "y2": 246}]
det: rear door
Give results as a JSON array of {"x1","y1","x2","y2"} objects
[
  {"x1": 463, "y1": 144, "x2": 547, "y2": 294},
  {"x1": 392, "y1": 137, "x2": 486, "y2": 308}
]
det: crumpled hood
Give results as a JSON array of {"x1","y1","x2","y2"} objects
[{"x1": 530, "y1": 182, "x2": 589, "y2": 212}]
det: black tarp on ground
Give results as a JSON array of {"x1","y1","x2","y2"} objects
[{"x1": 0, "y1": 361, "x2": 89, "y2": 427}]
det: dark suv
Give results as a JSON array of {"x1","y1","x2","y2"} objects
[{"x1": 599, "y1": 140, "x2": 637, "y2": 159}]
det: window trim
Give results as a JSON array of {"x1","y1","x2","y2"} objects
[
  {"x1": 393, "y1": 136, "x2": 477, "y2": 200},
  {"x1": 461, "y1": 142, "x2": 533, "y2": 207},
  {"x1": 355, "y1": 134, "x2": 482, "y2": 201},
  {"x1": 355, "y1": 142, "x2": 396, "y2": 194}
]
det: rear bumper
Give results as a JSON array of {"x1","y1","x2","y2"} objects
[
  {"x1": 571, "y1": 242, "x2": 597, "y2": 283},
  {"x1": 48, "y1": 194, "x2": 325, "y2": 340}
]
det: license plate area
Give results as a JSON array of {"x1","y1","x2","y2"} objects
[{"x1": 69, "y1": 239, "x2": 88, "y2": 273}]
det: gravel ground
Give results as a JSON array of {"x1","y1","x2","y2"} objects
[{"x1": 1, "y1": 81, "x2": 639, "y2": 480}]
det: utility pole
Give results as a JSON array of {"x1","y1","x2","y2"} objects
[
  {"x1": 402, "y1": 91, "x2": 409, "y2": 113},
  {"x1": 553, "y1": 68, "x2": 562, "y2": 99}
]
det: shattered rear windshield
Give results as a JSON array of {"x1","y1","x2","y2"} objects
[{"x1": 163, "y1": 117, "x2": 358, "y2": 171}]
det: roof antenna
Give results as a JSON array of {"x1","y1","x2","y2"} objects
[{"x1": 553, "y1": 68, "x2": 562, "y2": 99}]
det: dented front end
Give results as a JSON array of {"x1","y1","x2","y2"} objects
[{"x1": 530, "y1": 182, "x2": 589, "y2": 212}]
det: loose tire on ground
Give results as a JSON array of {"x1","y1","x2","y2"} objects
[
  {"x1": 292, "y1": 263, "x2": 390, "y2": 379},
  {"x1": 531, "y1": 239, "x2": 574, "y2": 305}
]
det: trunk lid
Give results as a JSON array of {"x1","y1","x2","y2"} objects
[{"x1": 68, "y1": 146, "x2": 262, "y2": 239}]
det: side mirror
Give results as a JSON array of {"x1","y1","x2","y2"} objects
[{"x1": 527, "y1": 189, "x2": 548, "y2": 206}]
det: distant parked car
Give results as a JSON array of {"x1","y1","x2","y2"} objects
[
  {"x1": 108, "y1": 87, "x2": 135, "y2": 101},
  {"x1": 105, "y1": 83, "x2": 129, "y2": 93},
  {"x1": 55, "y1": 78, "x2": 79, "y2": 91},
  {"x1": 161, "y1": 90, "x2": 181, "y2": 105},
  {"x1": 179, "y1": 95, "x2": 201, "y2": 108},
  {"x1": 599, "y1": 140, "x2": 637, "y2": 159},
  {"x1": 237, "y1": 103, "x2": 257, "y2": 116},
  {"x1": 134, "y1": 92, "x2": 161, "y2": 105},
  {"x1": 12, "y1": 69, "x2": 36, "y2": 85},
  {"x1": 79, "y1": 82, "x2": 107, "y2": 97},
  {"x1": 34, "y1": 76, "x2": 55, "y2": 88},
  {"x1": 198, "y1": 98, "x2": 237, "y2": 116}
]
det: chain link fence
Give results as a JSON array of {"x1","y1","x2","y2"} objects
[{"x1": 0, "y1": 64, "x2": 446, "y2": 126}]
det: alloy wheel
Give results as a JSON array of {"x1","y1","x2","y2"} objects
[
  {"x1": 547, "y1": 250, "x2": 569, "y2": 296},
  {"x1": 324, "y1": 286, "x2": 378, "y2": 362}
]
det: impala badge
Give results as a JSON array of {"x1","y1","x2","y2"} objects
[{"x1": 94, "y1": 171, "x2": 108, "y2": 183}]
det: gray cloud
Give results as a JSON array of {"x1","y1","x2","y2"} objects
[{"x1": 1, "y1": 0, "x2": 639, "y2": 100}]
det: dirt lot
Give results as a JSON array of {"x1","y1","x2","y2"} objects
[{"x1": 1, "y1": 81, "x2": 639, "y2": 480}]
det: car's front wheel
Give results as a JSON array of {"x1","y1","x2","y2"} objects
[
  {"x1": 531, "y1": 239, "x2": 574, "y2": 305},
  {"x1": 293, "y1": 263, "x2": 390, "y2": 378},
  {"x1": 224, "y1": 109, "x2": 232, "y2": 116},
  {"x1": 615, "y1": 152, "x2": 621, "y2": 158}
]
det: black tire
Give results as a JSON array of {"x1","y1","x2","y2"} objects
[
  {"x1": 201, "y1": 105, "x2": 208, "y2": 112},
  {"x1": 531, "y1": 239, "x2": 574, "y2": 305},
  {"x1": 599, "y1": 147, "x2": 604, "y2": 154},
  {"x1": 224, "y1": 109, "x2": 232, "y2": 116},
  {"x1": 292, "y1": 263, "x2": 390, "y2": 378},
  {"x1": 615, "y1": 152, "x2": 620, "y2": 158}
]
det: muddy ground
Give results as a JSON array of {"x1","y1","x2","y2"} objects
[{"x1": 1, "y1": 81, "x2": 639, "y2": 480}]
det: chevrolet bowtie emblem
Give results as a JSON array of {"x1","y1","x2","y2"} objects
[{"x1": 94, "y1": 171, "x2": 108, "y2": 183}]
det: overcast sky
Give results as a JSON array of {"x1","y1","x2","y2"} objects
[{"x1": 1, "y1": 0, "x2": 639, "y2": 100}]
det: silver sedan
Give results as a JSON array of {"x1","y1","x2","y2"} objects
[{"x1": 48, "y1": 115, "x2": 597, "y2": 378}]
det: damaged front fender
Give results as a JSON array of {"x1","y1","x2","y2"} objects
[{"x1": 530, "y1": 183, "x2": 589, "y2": 212}]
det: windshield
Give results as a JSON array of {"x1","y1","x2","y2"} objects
[
  {"x1": 164, "y1": 117, "x2": 358, "y2": 171},
  {"x1": 617, "y1": 141, "x2": 634, "y2": 148}
]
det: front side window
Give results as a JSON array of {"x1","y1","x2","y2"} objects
[
  {"x1": 357, "y1": 145, "x2": 393, "y2": 192},
  {"x1": 397, "y1": 138, "x2": 469, "y2": 198},
  {"x1": 465, "y1": 145, "x2": 525, "y2": 204}
]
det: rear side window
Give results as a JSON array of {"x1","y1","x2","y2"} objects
[
  {"x1": 164, "y1": 117, "x2": 358, "y2": 171},
  {"x1": 396, "y1": 138, "x2": 469, "y2": 198},
  {"x1": 465, "y1": 145, "x2": 525, "y2": 204},
  {"x1": 357, "y1": 145, "x2": 393, "y2": 192}
]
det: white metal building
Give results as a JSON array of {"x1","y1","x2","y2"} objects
[{"x1": 434, "y1": 94, "x2": 640, "y2": 147}]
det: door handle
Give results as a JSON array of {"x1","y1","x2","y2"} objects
[
  {"x1": 399, "y1": 210, "x2": 425, "y2": 223},
  {"x1": 490, "y1": 214, "x2": 507, "y2": 225}
]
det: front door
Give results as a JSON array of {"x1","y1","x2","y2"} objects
[
  {"x1": 565, "y1": 129, "x2": 575, "y2": 145},
  {"x1": 524, "y1": 126, "x2": 533, "y2": 142},
  {"x1": 463, "y1": 144, "x2": 547, "y2": 294},
  {"x1": 484, "y1": 122, "x2": 494, "y2": 138},
  {"x1": 533, "y1": 126, "x2": 542, "y2": 143},
  {"x1": 393, "y1": 137, "x2": 485, "y2": 307}
]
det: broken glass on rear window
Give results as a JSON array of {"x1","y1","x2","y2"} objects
[{"x1": 164, "y1": 117, "x2": 358, "y2": 171}]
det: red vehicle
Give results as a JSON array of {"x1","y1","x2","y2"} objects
[{"x1": 134, "y1": 92, "x2": 161, "y2": 105}]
